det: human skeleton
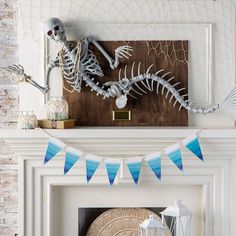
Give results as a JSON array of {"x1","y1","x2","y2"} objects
[{"x1": 7, "y1": 17, "x2": 236, "y2": 116}]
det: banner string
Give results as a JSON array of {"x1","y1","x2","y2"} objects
[
  {"x1": 40, "y1": 128, "x2": 202, "y2": 160},
  {"x1": 41, "y1": 128, "x2": 205, "y2": 184},
  {"x1": 39, "y1": 128, "x2": 203, "y2": 160}
]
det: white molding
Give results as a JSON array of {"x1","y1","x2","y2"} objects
[
  {"x1": 1, "y1": 128, "x2": 236, "y2": 236},
  {"x1": 2, "y1": 127, "x2": 236, "y2": 139}
]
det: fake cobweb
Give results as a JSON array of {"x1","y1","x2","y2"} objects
[
  {"x1": 19, "y1": 0, "x2": 236, "y2": 42},
  {"x1": 18, "y1": 0, "x2": 236, "y2": 105}
]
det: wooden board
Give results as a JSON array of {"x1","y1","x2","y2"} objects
[
  {"x1": 63, "y1": 40, "x2": 188, "y2": 126},
  {"x1": 38, "y1": 119, "x2": 76, "y2": 129}
]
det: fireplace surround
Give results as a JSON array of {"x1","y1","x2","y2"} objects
[{"x1": 1, "y1": 127, "x2": 236, "y2": 236}]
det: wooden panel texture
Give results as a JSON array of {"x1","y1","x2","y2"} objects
[{"x1": 64, "y1": 40, "x2": 188, "y2": 126}]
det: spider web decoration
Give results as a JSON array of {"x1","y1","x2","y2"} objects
[
  {"x1": 18, "y1": 0, "x2": 236, "y2": 42},
  {"x1": 17, "y1": 0, "x2": 236, "y2": 127},
  {"x1": 18, "y1": 0, "x2": 236, "y2": 100}
]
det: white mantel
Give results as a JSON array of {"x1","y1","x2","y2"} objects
[{"x1": 1, "y1": 127, "x2": 236, "y2": 236}]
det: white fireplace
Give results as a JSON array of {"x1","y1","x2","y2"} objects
[{"x1": 1, "y1": 128, "x2": 236, "y2": 236}]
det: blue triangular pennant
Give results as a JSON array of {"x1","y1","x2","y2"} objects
[
  {"x1": 86, "y1": 155, "x2": 102, "y2": 183},
  {"x1": 126, "y1": 157, "x2": 142, "y2": 184},
  {"x1": 145, "y1": 152, "x2": 161, "y2": 180},
  {"x1": 105, "y1": 158, "x2": 121, "y2": 185},
  {"x1": 44, "y1": 138, "x2": 65, "y2": 164},
  {"x1": 64, "y1": 147, "x2": 83, "y2": 175},
  {"x1": 183, "y1": 135, "x2": 204, "y2": 161},
  {"x1": 165, "y1": 144, "x2": 183, "y2": 171}
]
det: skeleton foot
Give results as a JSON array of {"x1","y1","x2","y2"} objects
[{"x1": 112, "y1": 45, "x2": 133, "y2": 69}]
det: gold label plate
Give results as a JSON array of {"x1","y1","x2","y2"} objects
[{"x1": 112, "y1": 110, "x2": 131, "y2": 121}]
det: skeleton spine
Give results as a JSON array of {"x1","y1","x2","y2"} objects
[
  {"x1": 128, "y1": 73, "x2": 219, "y2": 114},
  {"x1": 82, "y1": 74, "x2": 110, "y2": 98}
]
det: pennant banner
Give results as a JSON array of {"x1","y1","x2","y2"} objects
[
  {"x1": 126, "y1": 157, "x2": 142, "y2": 185},
  {"x1": 145, "y1": 152, "x2": 161, "y2": 180},
  {"x1": 165, "y1": 144, "x2": 183, "y2": 171},
  {"x1": 104, "y1": 158, "x2": 121, "y2": 185},
  {"x1": 183, "y1": 135, "x2": 204, "y2": 161},
  {"x1": 64, "y1": 147, "x2": 83, "y2": 175},
  {"x1": 44, "y1": 138, "x2": 65, "y2": 164},
  {"x1": 41, "y1": 131, "x2": 205, "y2": 185},
  {"x1": 86, "y1": 154, "x2": 102, "y2": 183}
]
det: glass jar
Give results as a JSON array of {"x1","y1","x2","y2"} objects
[
  {"x1": 47, "y1": 96, "x2": 69, "y2": 121},
  {"x1": 17, "y1": 111, "x2": 38, "y2": 129}
]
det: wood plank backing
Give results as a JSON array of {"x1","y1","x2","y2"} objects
[{"x1": 63, "y1": 40, "x2": 188, "y2": 126}]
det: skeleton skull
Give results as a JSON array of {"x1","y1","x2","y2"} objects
[{"x1": 43, "y1": 17, "x2": 66, "y2": 43}]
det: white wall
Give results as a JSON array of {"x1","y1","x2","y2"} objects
[{"x1": 18, "y1": 0, "x2": 236, "y2": 126}]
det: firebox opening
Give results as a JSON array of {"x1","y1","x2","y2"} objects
[{"x1": 78, "y1": 207, "x2": 166, "y2": 236}]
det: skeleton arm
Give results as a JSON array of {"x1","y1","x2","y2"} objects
[
  {"x1": 45, "y1": 57, "x2": 60, "y2": 86},
  {"x1": 85, "y1": 35, "x2": 133, "y2": 69},
  {"x1": 6, "y1": 60, "x2": 59, "y2": 94}
]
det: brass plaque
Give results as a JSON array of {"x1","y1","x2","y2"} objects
[{"x1": 112, "y1": 110, "x2": 131, "y2": 121}]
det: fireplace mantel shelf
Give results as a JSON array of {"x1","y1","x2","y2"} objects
[{"x1": 1, "y1": 127, "x2": 236, "y2": 140}]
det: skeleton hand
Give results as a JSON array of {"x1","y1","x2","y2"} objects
[
  {"x1": 111, "y1": 45, "x2": 133, "y2": 69},
  {"x1": 7, "y1": 64, "x2": 50, "y2": 94},
  {"x1": 7, "y1": 64, "x2": 32, "y2": 83}
]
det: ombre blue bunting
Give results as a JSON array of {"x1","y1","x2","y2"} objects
[
  {"x1": 165, "y1": 144, "x2": 183, "y2": 171},
  {"x1": 86, "y1": 155, "x2": 102, "y2": 183},
  {"x1": 105, "y1": 159, "x2": 121, "y2": 185},
  {"x1": 64, "y1": 147, "x2": 83, "y2": 175},
  {"x1": 184, "y1": 135, "x2": 204, "y2": 161},
  {"x1": 126, "y1": 158, "x2": 142, "y2": 185},
  {"x1": 44, "y1": 138, "x2": 65, "y2": 164},
  {"x1": 145, "y1": 152, "x2": 161, "y2": 180}
]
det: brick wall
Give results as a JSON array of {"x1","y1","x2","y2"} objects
[{"x1": 0, "y1": 0, "x2": 19, "y2": 236}]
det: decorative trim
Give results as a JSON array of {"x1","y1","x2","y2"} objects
[{"x1": 2, "y1": 128, "x2": 236, "y2": 236}]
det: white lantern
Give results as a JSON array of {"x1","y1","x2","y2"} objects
[
  {"x1": 160, "y1": 200, "x2": 192, "y2": 236},
  {"x1": 140, "y1": 215, "x2": 165, "y2": 236}
]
